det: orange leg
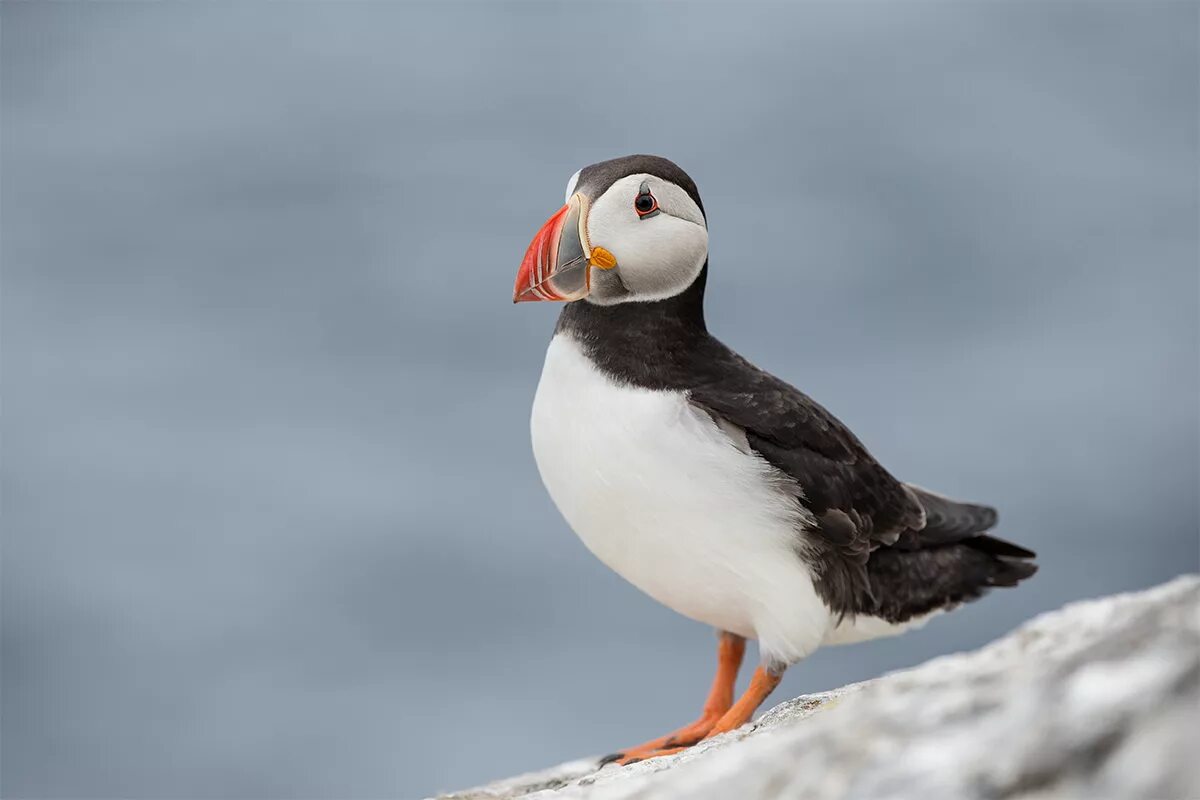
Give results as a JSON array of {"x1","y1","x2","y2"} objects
[
  {"x1": 599, "y1": 632, "x2": 746, "y2": 765},
  {"x1": 609, "y1": 664, "x2": 784, "y2": 766}
]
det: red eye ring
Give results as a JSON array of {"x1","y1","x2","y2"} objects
[{"x1": 634, "y1": 188, "x2": 659, "y2": 218}]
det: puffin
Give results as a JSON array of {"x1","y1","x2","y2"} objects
[{"x1": 513, "y1": 154, "x2": 1037, "y2": 766}]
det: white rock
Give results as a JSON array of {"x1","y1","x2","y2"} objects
[{"x1": 437, "y1": 576, "x2": 1200, "y2": 800}]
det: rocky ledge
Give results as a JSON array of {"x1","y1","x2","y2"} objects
[{"x1": 438, "y1": 576, "x2": 1199, "y2": 800}]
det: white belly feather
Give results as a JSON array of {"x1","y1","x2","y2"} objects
[{"x1": 531, "y1": 334, "x2": 836, "y2": 665}]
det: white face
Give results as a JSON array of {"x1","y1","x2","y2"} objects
[{"x1": 574, "y1": 172, "x2": 709, "y2": 305}]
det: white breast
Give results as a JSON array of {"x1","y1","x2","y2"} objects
[{"x1": 530, "y1": 334, "x2": 834, "y2": 666}]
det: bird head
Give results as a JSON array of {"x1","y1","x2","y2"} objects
[{"x1": 513, "y1": 155, "x2": 709, "y2": 305}]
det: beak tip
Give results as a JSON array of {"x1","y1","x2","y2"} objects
[{"x1": 514, "y1": 200, "x2": 593, "y2": 304}]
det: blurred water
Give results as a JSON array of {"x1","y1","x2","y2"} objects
[{"x1": 2, "y1": 3, "x2": 1197, "y2": 798}]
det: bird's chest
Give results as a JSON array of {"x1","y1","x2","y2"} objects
[{"x1": 529, "y1": 335, "x2": 807, "y2": 637}]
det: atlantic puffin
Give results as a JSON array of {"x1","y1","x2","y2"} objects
[{"x1": 513, "y1": 154, "x2": 1037, "y2": 765}]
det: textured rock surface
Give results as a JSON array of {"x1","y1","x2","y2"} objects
[{"x1": 438, "y1": 576, "x2": 1199, "y2": 800}]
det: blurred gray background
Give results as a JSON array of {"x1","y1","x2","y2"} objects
[{"x1": 2, "y1": 2, "x2": 1197, "y2": 798}]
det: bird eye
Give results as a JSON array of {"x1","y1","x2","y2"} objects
[{"x1": 634, "y1": 182, "x2": 660, "y2": 219}]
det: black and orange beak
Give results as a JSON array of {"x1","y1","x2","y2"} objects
[{"x1": 513, "y1": 193, "x2": 617, "y2": 303}]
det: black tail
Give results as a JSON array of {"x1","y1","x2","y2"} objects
[{"x1": 864, "y1": 485, "x2": 1037, "y2": 624}]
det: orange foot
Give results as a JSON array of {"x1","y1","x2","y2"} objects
[
  {"x1": 598, "y1": 713, "x2": 723, "y2": 766},
  {"x1": 599, "y1": 632, "x2": 744, "y2": 766},
  {"x1": 608, "y1": 745, "x2": 688, "y2": 766},
  {"x1": 601, "y1": 660, "x2": 784, "y2": 767},
  {"x1": 600, "y1": 662, "x2": 787, "y2": 767}
]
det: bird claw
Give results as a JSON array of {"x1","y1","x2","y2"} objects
[{"x1": 599, "y1": 747, "x2": 687, "y2": 767}]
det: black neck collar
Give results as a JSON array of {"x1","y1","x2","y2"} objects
[{"x1": 554, "y1": 264, "x2": 711, "y2": 389}]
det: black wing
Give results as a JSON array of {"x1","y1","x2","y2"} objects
[{"x1": 687, "y1": 341, "x2": 926, "y2": 564}]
